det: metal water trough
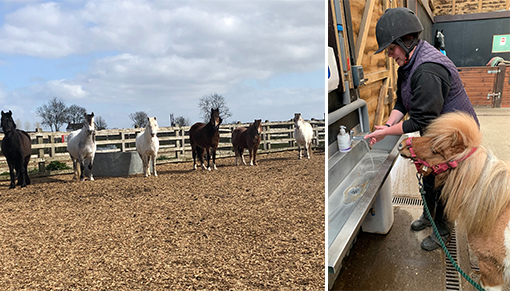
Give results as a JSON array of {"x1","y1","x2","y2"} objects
[
  {"x1": 92, "y1": 151, "x2": 143, "y2": 177},
  {"x1": 327, "y1": 98, "x2": 402, "y2": 288}
]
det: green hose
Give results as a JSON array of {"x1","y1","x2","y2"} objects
[{"x1": 417, "y1": 173, "x2": 485, "y2": 291}]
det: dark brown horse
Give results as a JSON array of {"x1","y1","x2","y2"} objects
[
  {"x1": 189, "y1": 108, "x2": 222, "y2": 171},
  {"x1": 231, "y1": 119, "x2": 262, "y2": 166},
  {"x1": 1, "y1": 110, "x2": 32, "y2": 188}
]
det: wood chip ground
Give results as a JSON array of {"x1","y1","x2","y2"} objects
[{"x1": 0, "y1": 150, "x2": 325, "y2": 290}]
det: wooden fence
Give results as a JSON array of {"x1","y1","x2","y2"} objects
[{"x1": 0, "y1": 120, "x2": 325, "y2": 175}]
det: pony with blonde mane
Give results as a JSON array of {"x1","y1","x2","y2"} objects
[
  {"x1": 399, "y1": 112, "x2": 510, "y2": 291},
  {"x1": 67, "y1": 112, "x2": 96, "y2": 181},
  {"x1": 294, "y1": 113, "x2": 313, "y2": 159},
  {"x1": 136, "y1": 117, "x2": 159, "y2": 177}
]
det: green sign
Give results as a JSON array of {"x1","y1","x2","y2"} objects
[{"x1": 492, "y1": 34, "x2": 510, "y2": 53}]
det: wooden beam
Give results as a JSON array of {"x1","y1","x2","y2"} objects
[
  {"x1": 354, "y1": 0, "x2": 375, "y2": 66},
  {"x1": 507, "y1": 0, "x2": 510, "y2": 10},
  {"x1": 478, "y1": 0, "x2": 482, "y2": 13},
  {"x1": 452, "y1": 0, "x2": 456, "y2": 15},
  {"x1": 365, "y1": 70, "x2": 390, "y2": 84},
  {"x1": 330, "y1": 0, "x2": 345, "y2": 89},
  {"x1": 373, "y1": 78, "x2": 389, "y2": 130}
]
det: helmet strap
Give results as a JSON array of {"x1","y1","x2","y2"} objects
[{"x1": 395, "y1": 37, "x2": 420, "y2": 65}]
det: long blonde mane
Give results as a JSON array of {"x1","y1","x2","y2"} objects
[{"x1": 424, "y1": 112, "x2": 510, "y2": 236}]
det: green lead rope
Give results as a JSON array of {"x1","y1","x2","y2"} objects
[{"x1": 416, "y1": 173, "x2": 486, "y2": 291}]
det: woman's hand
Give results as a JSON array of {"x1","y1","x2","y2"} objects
[{"x1": 364, "y1": 125, "x2": 389, "y2": 146}]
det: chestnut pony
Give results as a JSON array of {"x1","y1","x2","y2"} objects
[
  {"x1": 231, "y1": 119, "x2": 262, "y2": 166},
  {"x1": 189, "y1": 108, "x2": 222, "y2": 171},
  {"x1": 1, "y1": 110, "x2": 31, "y2": 188},
  {"x1": 399, "y1": 112, "x2": 510, "y2": 291}
]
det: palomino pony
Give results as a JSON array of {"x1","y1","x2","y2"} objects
[
  {"x1": 67, "y1": 112, "x2": 96, "y2": 181},
  {"x1": 136, "y1": 117, "x2": 159, "y2": 177},
  {"x1": 231, "y1": 119, "x2": 262, "y2": 166},
  {"x1": 294, "y1": 113, "x2": 314, "y2": 159},
  {"x1": 189, "y1": 108, "x2": 222, "y2": 171},
  {"x1": 399, "y1": 112, "x2": 510, "y2": 290},
  {"x1": 1, "y1": 110, "x2": 31, "y2": 188}
]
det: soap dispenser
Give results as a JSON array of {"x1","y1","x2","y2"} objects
[{"x1": 338, "y1": 125, "x2": 353, "y2": 153}]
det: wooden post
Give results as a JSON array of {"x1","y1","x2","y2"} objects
[
  {"x1": 373, "y1": 78, "x2": 389, "y2": 130},
  {"x1": 36, "y1": 128, "x2": 45, "y2": 173},
  {"x1": 492, "y1": 64, "x2": 506, "y2": 108},
  {"x1": 48, "y1": 134, "x2": 55, "y2": 157},
  {"x1": 121, "y1": 131, "x2": 126, "y2": 152},
  {"x1": 175, "y1": 129, "x2": 181, "y2": 159}
]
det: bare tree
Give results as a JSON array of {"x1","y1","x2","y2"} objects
[
  {"x1": 67, "y1": 105, "x2": 87, "y2": 124},
  {"x1": 34, "y1": 122, "x2": 41, "y2": 130},
  {"x1": 198, "y1": 93, "x2": 232, "y2": 122},
  {"x1": 129, "y1": 111, "x2": 148, "y2": 128},
  {"x1": 36, "y1": 97, "x2": 69, "y2": 132},
  {"x1": 95, "y1": 116, "x2": 108, "y2": 130},
  {"x1": 174, "y1": 116, "x2": 191, "y2": 126},
  {"x1": 24, "y1": 121, "x2": 31, "y2": 131},
  {"x1": 14, "y1": 118, "x2": 21, "y2": 128}
]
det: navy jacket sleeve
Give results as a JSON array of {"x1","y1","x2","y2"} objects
[{"x1": 401, "y1": 62, "x2": 451, "y2": 134}]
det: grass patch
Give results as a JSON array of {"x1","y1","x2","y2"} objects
[{"x1": 46, "y1": 161, "x2": 72, "y2": 171}]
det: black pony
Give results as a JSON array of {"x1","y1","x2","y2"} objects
[
  {"x1": 1, "y1": 110, "x2": 32, "y2": 188},
  {"x1": 189, "y1": 108, "x2": 222, "y2": 171}
]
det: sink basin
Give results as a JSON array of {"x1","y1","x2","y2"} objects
[{"x1": 328, "y1": 134, "x2": 402, "y2": 279}]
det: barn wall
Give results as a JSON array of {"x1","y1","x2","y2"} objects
[{"x1": 434, "y1": 0, "x2": 508, "y2": 16}]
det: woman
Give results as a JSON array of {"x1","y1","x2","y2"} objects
[{"x1": 365, "y1": 7, "x2": 479, "y2": 251}]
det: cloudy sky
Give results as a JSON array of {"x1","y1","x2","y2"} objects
[{"x1": 0, "y1": 0, "x2": 325, "y2": 130}]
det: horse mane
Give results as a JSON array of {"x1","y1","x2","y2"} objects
[{"x1": 425, "y1": 112, "x2": 510, "y2": 236}]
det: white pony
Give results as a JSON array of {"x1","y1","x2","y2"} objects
[
  {"x1": 67, "y1": 112, "x2": 96, "y2": 181},
  {"x1": 136, "y1": 117, "x2": 159, "y2": 177},
  {"x1": 293, "y1": 113, "x2": 314, "y2": 159}
]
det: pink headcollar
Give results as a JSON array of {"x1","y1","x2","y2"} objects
[{"x1": 406, "y1": 137, "x2": 476, "y2": 175}]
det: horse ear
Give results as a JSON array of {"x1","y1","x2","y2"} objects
[
  {"x1": 91, "y1": 112, "x2": 94, "y2": 117},
  {"x1": 154, "y1": 116, "x2": 157, "y2": 120},
  {"x1": 441, "y1": 29, "x2": 443, "y2": 33}
]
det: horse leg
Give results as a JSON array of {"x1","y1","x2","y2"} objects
[
  {"x1": 151, "y1": 155, "x2": 157, "y2": 177},
  {"x1": 205, "y1": 148, "x2": 211, "y2": 171},
  {"x1": 191, "y1": 146, "x2": 197, "y2": 170},
  {"x1": 16, "y1": 160, "x2": 27, "y2": 188},
  {"x1": 298, "y1": 144, "x2": 302, "y2": 159},
  {"x1": 306, "y1": 141, "x2": 311, "y2": 159},
  {"x1": 79, "y1": 159, "x2": 86, "y2": 181},
  {"x1": 87, "y1": 156, "x2": 94, "y2": 181},
  {"x1": 212, "y1": 147, "x2": 217, "y2": 170},
  {"x1": 239, "y1": 148, "x2": 246, "y2": 165},
  {"x1": 253, "y1": 148, "x2": 258, "y2": 166},
  {"x1": 248, "y1": 148, "x2": 254, "y2": 166},
  {"x1": 24, "y1": 155, "x2": 31, "y2": 185},
  {"x1": 6, "y1": 160, "x2": 15, "y2": 189}
]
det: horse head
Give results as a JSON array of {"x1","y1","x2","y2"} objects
[
  {"x1": 399, "y1": 112, "x2": 481, "y2": 178},
  {"x1": 253, "y1": 119, "x2": 262, "y2": 136},
  {"x1": 147, "y1": 117, "x2": 159, "y2": 137},
  {"x1": 83, "y1": 112, "x2": 95, "y2": 136},
  {"x1": 294, "y1": 113, "x2": 303, "y2": 129},
  {"x1": 1, "y1": 110, "x2": 16, "y2": 134},
  {"x1": 210, "y1": 108, "x2": 222, "y2": 130},
  {"x1": 434, "y1": 29, "x2": 445, "y2": 51}
]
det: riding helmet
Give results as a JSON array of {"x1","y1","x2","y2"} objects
[{"x1": 374, "y1": 7, "x2": 423, "y2": 55}]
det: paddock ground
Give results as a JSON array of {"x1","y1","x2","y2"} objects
[{"x1": 0, "y1": 150, "x2": 325, "y2": 290}]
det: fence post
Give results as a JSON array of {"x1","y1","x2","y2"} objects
[
  {"x1": 264, "y1": 124, "x2": 271, "y2": 150},
  {"x1": 175, "y1": 128, "x2": 181, "y2": 159},
  {"x1": 48, "y1": 134, "x2": 55, "y2": 157},
  {"x1": 36, "y1": 128, "x2": 45, "y2": 173},
  {"x1": 181, "y1": 128, "x2": 186, "y2": 157},
  {"x1": 121, "y1": 131, "x2": 126, "y2": 152}
]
